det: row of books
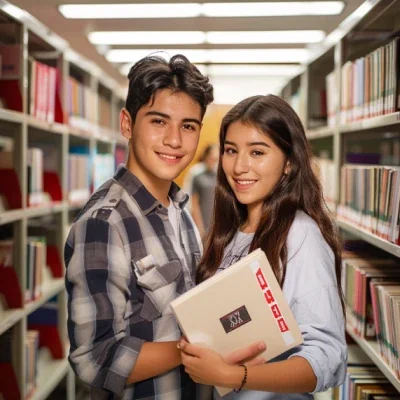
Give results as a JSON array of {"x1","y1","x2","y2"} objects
[
  {"x1": 342, "y1": 246, "x2": 400, "y2": 380},
  {"x1": 0, "y1": 44, "x2": 115, "y2": 129},
  {"x1": 28, "y1": 58, "x2": 63, "y2": 124},
  {"x1": 0, "y1": 300, "x2": 65, "y2": 400},
  {"x1": 0, "y1": 328, "x2": 39, "y2": 400},
  {"x1": 67, "y1": 76, "x2": 97, "y2": 123},
  {"x1": 315, "y1": 157, "x2": 336, "y2": 207},
  {"x1": 0, "y1": 145, "x2": 117, "y2": 210},
  {"x1": 25, "y1": 330, "x2": 40, "y2": 398},
  {"x1": 0, "y1": 238, "x2": 63, "y2": 310},
  {"x1": 335, "y1": 365, "x2": 400, "y2": 400},
  {"x1": 340, "y1": 38, "x2": 399, "y2": 124},
  {"x1": 68, "y1": 151, "x2": 91, "y2": 204},
  {"x1": 338, "y1": 165, "x2": 400, "y2": 244},
  {"x1": 0, "y1": 149, "x2": 53, "y2": 208},
  {"x1": 0, "y1": 237, "x2": 47, "y2": 305},
  {"x1": 326, "y1": 70, "x2": 337, "y2": 127}
]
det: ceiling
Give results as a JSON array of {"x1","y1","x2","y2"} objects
[{"x1": 12, "y1": 0, "x2": 366, "y2": 87}]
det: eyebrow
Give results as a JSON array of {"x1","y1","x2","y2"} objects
[
  {"x1": 145, "y1": 110, "x2": 201, "y2": 126},
  {"x1": 224, "y1": 140, "x2": 270, "y2": 148}
]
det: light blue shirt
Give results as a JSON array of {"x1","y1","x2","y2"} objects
[{"x1": 214, "y1": 211, "x2": 347, "y2": 399}]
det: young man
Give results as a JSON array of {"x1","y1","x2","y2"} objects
[
  {"x1": 64, "y1": 54, "x2": 213, "y2": 399},
  {"x1": 65, "y1": 54, "x2": 264, "y2": 399}
]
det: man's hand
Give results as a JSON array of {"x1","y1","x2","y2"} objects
[{"x1": 224, "y1": 341, "x2": 266, "y2": 366}]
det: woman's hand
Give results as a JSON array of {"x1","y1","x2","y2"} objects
[
  {"x1": 180, "y1": 340, "x2": 239, "y2": 387},
  {"x1": 179, "y1": 339, "x2": 266, "y2": 387}
]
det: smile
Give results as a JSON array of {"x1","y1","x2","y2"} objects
[
  {"x1": 234, "y1": 179, "x2": 257, "y2": 190},
  {"x1": 156, "y1": 152, "x2": 184, "y2": 163}
]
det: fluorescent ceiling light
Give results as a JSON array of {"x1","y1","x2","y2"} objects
[
  {"x1": 88, "y1": 31, "x2": 206, "y2": 45},
  {"x1": 206, "y1": 65, "x2": 302, "y2": 76},
  {"x1": 203, "y1": 2, "x2": 345, "y2": 16},
  {"x1": 59, "y1": 3, "x2": 201, "y2": 19},
  {"x1": 207, "y1": 30, "x2": 325, "y2": 44},
  {"x1": 59, "y1": 2, "x2": 345, "y2": 19},
  {"x1": 107, "y1": 49, "x2": 309, "y2": 63},
  {"x1": 88, "y1": 30, "x2": 325, "y2": 45}
]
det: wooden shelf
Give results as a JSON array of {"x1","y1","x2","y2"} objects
[
  {"x1": 27, "y1": 116, "x2": 69, "y2": 136},
  {"x1": 0, "y1": 208, "x2": 25, "y2": 225},
  {"x1": 336, "y1": 218, "x2": 400, "y2": 258},
  {"x1": 0, "y1": 108, "x2": 24, "y2": 125},
  {"x1": 25, "y1": 278, "x2": 64, "y2": 317},
  {"x1": 307, "y1": 126, "x2": 335, "y2": 139},
  {"x1": 339, "y1": 112, "x2": 400, "y2": 134},
  {"x1": 32, "y1": 347, "x2": 70, "y2": 400},
  {"x1": 0, "y1": 308, "x2": 24, "y2": 336},
  {"x1": 346, "y1": 326, "x2": 400, "y2": 392}
]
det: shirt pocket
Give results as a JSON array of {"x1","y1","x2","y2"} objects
[{"x1": 132, "y1": 258, "x2": 182, "y2": 322}]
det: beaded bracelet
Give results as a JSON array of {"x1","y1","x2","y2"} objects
[{"x1": 233, "y1": 364, "x2": 248, "y2": 393}]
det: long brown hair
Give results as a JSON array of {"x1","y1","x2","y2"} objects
[{"x1": 196, "y1": 95, "x2": 344, "y2": 313}]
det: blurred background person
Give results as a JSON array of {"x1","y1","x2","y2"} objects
[{"x1": 191, "y1": 144, "x2": 219, "y2": 238}]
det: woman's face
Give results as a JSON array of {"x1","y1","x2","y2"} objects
[{"x1": 222, "y1": 121, "x2": 288, "y2": 210}]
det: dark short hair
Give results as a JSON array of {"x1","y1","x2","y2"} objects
[{"x1": 125, "y1": 53, "x2": 214, "y2": 122}]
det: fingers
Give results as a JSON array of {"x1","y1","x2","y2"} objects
[
  {"x1": 179, "y1": 341, "x2": 204, "y2": 358},
  {"x1": 224, "y1": 341, "x2": 266, "y2": 365}
]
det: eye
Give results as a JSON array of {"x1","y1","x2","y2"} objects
[
  {"x1": 151, "y1": 118, "x2": 165, "y2": 125},
  {"x1": 182, "y1": 123, "x2": 196, "y2": 131},
  {"x1": 224, "y1": 147, "x2": 236, "y2": 155},
  {"x1": 252, "y1": 150, "x2": 264, "y2": 156}
]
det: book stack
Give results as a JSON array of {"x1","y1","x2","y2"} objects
[
  {"x1": 336, "y1": 365, "x2": 399, "y2": 399},
  {"x1": 25, "y1": 330, "x2": 40, "y2": 398},
  {"x1": 340, "y1": 38, "x2": 399, "y2": 124},
  {"x1": 67, "y1": 76, "x2": 96, "y2": 124},
  {"x1": 26, "y1": 237, "x2": 46, "y2": 303},
  {"x1": 326, "y1": 70, "x2": 338, "y2": 127},
  {"x1": 28, "y1": 58, "x2": 63, "y2": 124},
  {"x1": 342, "y1": 247, "x2": 400, "y2": 380},
  {"x1": 315, "y1": 157, "x2": 336, "y2": 209},
  {"x1": 68, "y1": 148, "x2": 91, "y2": 204},
  {"x1": 27, "y1": 148, "x2": 52, "y2": 207},
  {"x1": 338, "y1": 165, "x2": 400, "y2": 244}
]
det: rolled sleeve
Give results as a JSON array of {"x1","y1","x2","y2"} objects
[
  {"x1": 65, "y1": 217, "x2": 145, "y2": 396},
  {"x1": 288, "y1": 285, "x2": 347, "y2": 393}
]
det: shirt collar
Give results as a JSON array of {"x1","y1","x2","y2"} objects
[{"x1": 113, "y1": 165, "x2": 189, "y2": 215}]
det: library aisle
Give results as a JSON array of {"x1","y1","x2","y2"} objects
[{"x1": 1, "y1": 0, "x2": 400, "y2": 399}]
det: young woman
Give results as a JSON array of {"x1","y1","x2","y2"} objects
[{"x1": 179, "y1": 94, "x2": 347, "y2": 399}]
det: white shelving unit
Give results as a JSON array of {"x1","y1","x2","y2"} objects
[
  {"x1": 281, "y1": 0, "x2": 400, "y2": 394},
  {"x1": 0, "y1": 1, "x2": 128, "y2": 399}
]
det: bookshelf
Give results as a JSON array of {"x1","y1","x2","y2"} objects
[
  {"x1": 281, "y1": 0, "x2": 400, "y2": 395},
  {"x1": 0, "y1": 1, "x2": 128, "y2": 399}
]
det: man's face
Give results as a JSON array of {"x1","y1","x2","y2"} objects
[{"x1": 122, "y1": 89, "x2": 202, "y2": 188}]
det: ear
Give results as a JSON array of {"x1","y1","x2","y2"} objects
[
  {"x1": 284, "y1": 160, "x2": 291, "y2": 175},
  {"x1": 120, "y1": 108, "x2": 133, "y2": 140}
]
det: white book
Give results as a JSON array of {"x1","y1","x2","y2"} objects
[{"x1": 171, "y1": 248, "x2": 303, "y2": 396}]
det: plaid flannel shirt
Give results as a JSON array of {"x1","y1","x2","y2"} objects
[{"x1": 64, "y1": 166, "x2": 203, "y2": 399}]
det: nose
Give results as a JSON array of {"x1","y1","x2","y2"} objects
[
  {"x1": 233, "y1": 153, "x2": 250, "y2": 175},
  {"x1": 163, "y1": 124, "x2": 182, "y2": 148}
]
